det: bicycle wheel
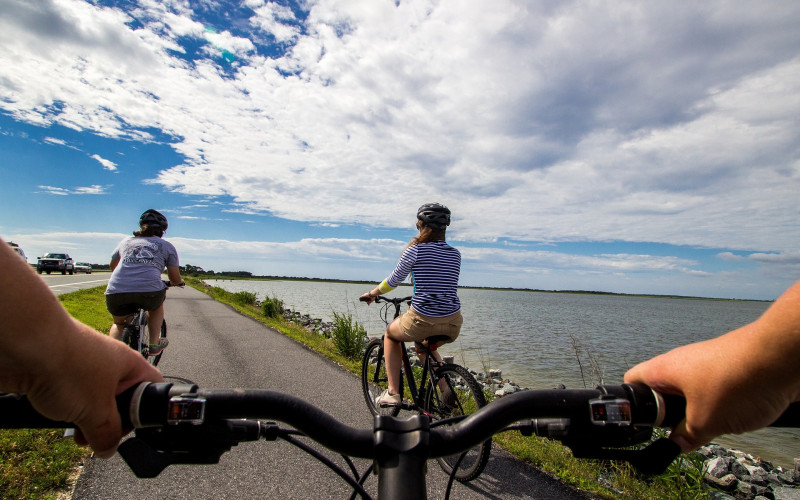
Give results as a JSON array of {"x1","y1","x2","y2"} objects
[
  {"x1": 425, "y1": 363, "x2": 491, "y2": 482},
  {"x1": 361, "y1": 338, "x2": 403, "y2": 417},
  {"x1": 149, "y1": 319, "x2": 167, "y2": 367}
]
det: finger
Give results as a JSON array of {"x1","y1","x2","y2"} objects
[
  {"x1": 78, "y1": 410, "x2": 123, "y2": 459},
  {"x1": 667, "y1": 419, "x2": 704, "y2": 453}
]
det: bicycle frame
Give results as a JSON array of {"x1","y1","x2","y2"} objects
[
  {"x1": 365, "y1": 297, "x2": 442, "y2": 412},
  {"x1": 122, "y1": 308, "x2": 149, "y2": 357}
]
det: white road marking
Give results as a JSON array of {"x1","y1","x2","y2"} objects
[{"x1": 48, "y1": 279, "x2": 109, "y2": 288}]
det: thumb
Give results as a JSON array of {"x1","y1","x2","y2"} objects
[
  {"x1": 667, "y1": 419, "x2": 706, "y2": 453},
  {"x1": 75, "y1": 402, "x2": 124, "y2": 458}
]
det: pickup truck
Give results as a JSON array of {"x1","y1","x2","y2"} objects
[{"x1": 37, "y1": 253, "x2": 75, "y2": 275}]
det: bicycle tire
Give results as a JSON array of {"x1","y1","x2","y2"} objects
[
  {"x1": 361, "y1": 338, "x2": 403, "y2": 417},
  {"x1": 426, "y1": 363, "x2": 491, "y2": 482},
  {"x1": 149, "y1": 319, "x2": 167, "y2": 367}
]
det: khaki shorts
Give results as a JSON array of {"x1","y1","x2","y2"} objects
[
  {"x1": 106, "y1": 290, "x2": 167, "y2": 316},
  {"x1": 398, "y1": 306, "x2": 462, "y2": 344}
]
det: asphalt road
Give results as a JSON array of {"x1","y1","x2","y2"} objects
[
  {"x1": 69, "y1": 285, "x2": 593, "y2": 500},
  {"x1": 38, "y1": 271, "x2": 111, "y2": 295}
]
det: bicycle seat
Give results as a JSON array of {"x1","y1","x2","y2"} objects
[{"x1": 423, "y1": 335, "x2": 451, "y2": 350}]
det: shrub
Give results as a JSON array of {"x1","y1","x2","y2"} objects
[
  {"x1": 233, "y1": 290, "x2": 258, "y2": 305},
  {"x1": 331, "y1": 311, "x2": 366, "y2": 360},
  {"x1": 262, "y1": 295, "x2": 284, "y2": 319}
]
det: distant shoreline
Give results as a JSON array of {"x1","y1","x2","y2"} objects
[{"x1": 198, "y1": 273, "x2": 772, "y2": 303}]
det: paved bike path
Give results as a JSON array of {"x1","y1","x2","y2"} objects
[{"x1": 71, "y1": 285, "x2": 593, "y2": 499}]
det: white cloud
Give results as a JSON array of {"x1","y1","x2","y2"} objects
[
  {"x1": 90, "y1": 153, "x2": 117, "y2": 171},
  {"x1": 2, "y1": 0, "x2": 799, "y2": 262},
  {"x1": 717, "y1": 252, "x2": 744, "y2": 262},
  {"x1": 37, "y1": 185, "x2": 70, "y2": 196},
  {"x1": 37, "y1": 184, "x2": 109, "y2": 195},
  {"x1": 73, "y1": 185, "x2": 108, "y2": 194}
]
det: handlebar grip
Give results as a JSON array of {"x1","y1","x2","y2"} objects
[
  {"x1": 656, "y1": 392, "x2": 687, "y2": 428},
  {"x1": 0, "y1": 384, "x2": 141, "y2": 429},
  {"x1": 640, "y1": 386, "x2": 800, "y2": 429}
]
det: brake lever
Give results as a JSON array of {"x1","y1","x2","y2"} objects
[
  {"x1": 568, "y1": 438, "x2": 682, "y2": 475},
  {"x1": 118, "y1": 419, "x2": 262, "y2": 478}
]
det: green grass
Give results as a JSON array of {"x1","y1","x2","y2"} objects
[
  {"x1": 0, "y1": 429, "x2": 86, "y2": 500},
  {"x1": 1, "y1": 279, "x2": 714, "y2": 499}
]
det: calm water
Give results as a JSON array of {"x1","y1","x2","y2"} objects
[{"x1": 207, "y1": 279, "x2": 799, "y2": 467}]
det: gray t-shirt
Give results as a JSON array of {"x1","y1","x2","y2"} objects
[{"x1": 105, "y1": 236, "x2": 179, "y2": 294}]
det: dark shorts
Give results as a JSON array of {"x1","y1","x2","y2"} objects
[
  {"x1": 106, "y1": 290, "x2": 167, "y2": 316},
  {"x1": 398, "y1": 307, "x2": 462, "y2": 344}
]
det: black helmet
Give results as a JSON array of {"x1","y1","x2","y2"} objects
[
  {"x1": 139, "y1": 209, "x2": 168, "y2": 230},
  {"x1": 417, "y1": 203, "x2": 451, "y2": 229}
]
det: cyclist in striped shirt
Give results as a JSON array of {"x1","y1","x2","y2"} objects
[{"x1": 361, "y1": 203, "x2": 463, "y2": 407}]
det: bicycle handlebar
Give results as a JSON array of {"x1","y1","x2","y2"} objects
[
  {"x1": 2, "y1": 381, "x2": 799, "y2": 483},
  {"x1": 359, "y1": 295, "x2": 412, "y2": 304}
]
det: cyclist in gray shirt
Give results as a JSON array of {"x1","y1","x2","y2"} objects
[{"x1": 105, "y1": 209, "x2": 184, "y2": 355}]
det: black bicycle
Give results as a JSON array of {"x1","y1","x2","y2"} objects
[
  {"x1": 3, "y1": 382, "x2": 799, "y2": 500},
  {"x1": 360, "y1": 295, "x2": 490, "y2": 482},
  {"x1": 121, "y1": 280, "x2": 180, "y2": 366}
]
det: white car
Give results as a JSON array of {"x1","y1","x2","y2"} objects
[
  {"x1": 7, "y1": 241, "x2": 27, "y2": 262},
  {"x1": 74, "y1": 262, "x2": 93, "y2": 274}
]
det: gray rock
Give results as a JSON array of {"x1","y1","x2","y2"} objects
[
  {"x1": 735, "y1": 481, "x2": 758, "y2": 499},
  {"x1": 774, "y1": 486, "x2": 800, "y2": 500},
  {"x1": 708, "y1": 456, "x2": 733, "y2": 477},
  {"x1": 707, "y1": 491, "x2": 736, "y2": 500},
  {"x1": 704, "y1": 473, "x2": 737, "y2": 491},
  {"x1": 731, "y1": 459, "x2": 750, "y2": 477}
]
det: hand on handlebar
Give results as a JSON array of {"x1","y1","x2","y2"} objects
[
  {"x1": 625, "y1": 279, "x2": 800, "y2": 453},
  {"x1": 359, "y1": 292, "x2": 376, "y2": 305},
  {"x1": 625, "y1": 331, "x2": 800, "y2": 453}
]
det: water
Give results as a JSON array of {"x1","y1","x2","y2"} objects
[{"x1": 207, "y1": 279, "x2": 799, "y2": 468}]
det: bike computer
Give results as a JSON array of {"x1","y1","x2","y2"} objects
[{"x1": 589, "y1": 397, "x2": 632, "y2": 426}]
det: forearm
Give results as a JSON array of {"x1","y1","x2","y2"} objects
[
  {"x1": 0, "y1": 242, "x2": 74, "y2": 393},
  {"x1": 166, "y1": 266, "x2": 184, "y2": 285},
  {"x1": 374, "y1": 280, "x2": 394, "y2": 295},
  {"x1": 737, "y1": 281, "x2": 800, "y2": 397}
]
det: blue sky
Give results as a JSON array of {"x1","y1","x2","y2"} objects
[{"x1": 1, "y1": 0, "x2": 799, "y2": 300}]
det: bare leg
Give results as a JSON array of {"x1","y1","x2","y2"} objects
[
  {"x1": 110, "y1": 315, "x2": 132, "y2": 341},
  {"x1": 384, "y1": 318, "x2": 406, "y2": 395},
  {"x1": 146, "y1": 304, "x2": 165, "y2": 345}
]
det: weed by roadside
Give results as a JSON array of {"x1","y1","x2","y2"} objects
[
  {"x1": 330, "y1": 311, "x2": 366, "y2": 360},
  {"x1": 262, "y1": 295, "x2": 284, "y2": 319}
]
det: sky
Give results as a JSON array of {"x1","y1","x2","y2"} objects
[{"x1": 1, "y1": 0, "x2": 799, "y2": 301}]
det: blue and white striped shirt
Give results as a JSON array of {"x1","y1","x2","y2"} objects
[{"x1": 383, "y1": 241, "x2": 461, "y2": 317}]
